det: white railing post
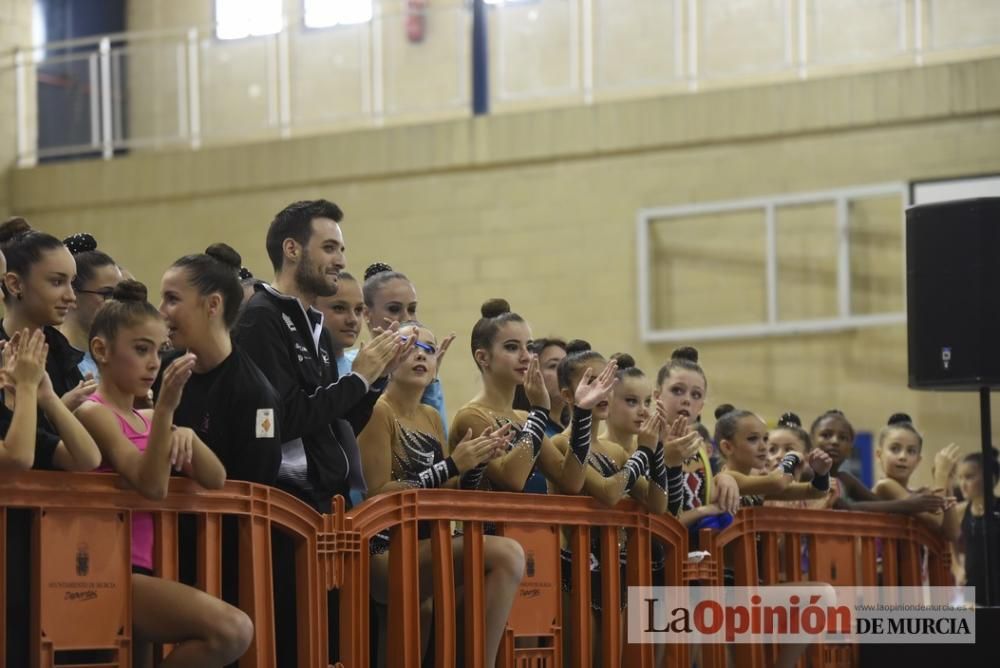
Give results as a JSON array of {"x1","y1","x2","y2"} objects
[
  {"x1": 14, "y1": 48, "x2": 31, "y2": 167},
  {"x1": 89, "y1": 52, "x2": 100, "y2": 147},
  {"x1": 913, "y1": 0, "x2": 925, "y2": 65},
  {"x1": 186, "y1": 28, "x2": 201, "y2": 149},
  {"x1": 836, "y1": 196, "x2": 851, "y2": 319},
  {"x1": 798, "y1": 0, "x2": 809, "y2": 79},
  {"x1": 99, "y1": 37, "x2": 113, "y2": 160},
  {"x1": 765, "y1": 204, "x2": 779, "y2": 325},
  {"x1": 580, "y1": 0, "x2": 593, "y2": 104},
  {"x1": 278, "y1": 22, "x2": 291, "y2": 137},
  {"x1": 371, "y1": 5, "x2": 384, "y2": 123},
  {"x1": 687, "y1": 0, "x2": 698, "y2": 91}
]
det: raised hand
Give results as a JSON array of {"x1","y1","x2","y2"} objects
[
  {"x1": 352, "y1": 323, "x2": 407, "y2": 383},
  {"x1": 61, "y1": 377, "x2": 99, "y2": 412},
  {"x1": 11, "y1": 329, "x2": 47, "y2": 389},
  {"x1": 663, "y1": 428, "x2": 701, "y2": 467},
  {"x1": 934, "y1": 443, "x2": 961, "y2": 487},
  {"x1": 574, "y1": 359, "x2": 618, "y2": 410},
  {"x1": 522, "y1": 355, "x2": 550, "y2": 410},
  {"x1": 806, "y1": 448, "x2": 833, "y2": 476},
  {"x1": 637, "y1": 410, "x2": 663, "y2": 448},
  {"x1": 156, "y1": 353, "x2": 196, "y2": 413},
  {"x1": 435, "y1": 333, "x2": 456, "y2": 371}
]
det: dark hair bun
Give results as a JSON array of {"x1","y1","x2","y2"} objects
[
  {"x1": 0, "y1": 217, "x2": 32, "y2": 245},
  {"x1": 63, "y1": 232, "x2": 98, "y2": 255},
  {"x1": 778, "y1": 412, "x2": 802, "y2": 428},
  {"x1": 481, "y1": 298, "x2": 511, "y2": 319},
  {"x1": 671, "y1": 346, "x2": 699, "y2": 363},
  {"x1": 887, "y1": 412, "x2": 913, "y2": 426},
  {"x1": 611, "y1": 352, "x2": 636, "y2": 370},
  {"x1": 112, "y1": 279, "x2": 148, "y2": 303},
  {"x1": 364, "y1": 262, "x2": 393, "y2": 282},
  {"x1": 205, "y1": 243, "x2": 242, "y2": 270},
  {"x1": 715, "y1": 403, "x2": 736, "y2": 420},
  {"x1": 566, "y1": 339, "x2": 592, "y2": 355},
  {"x1": 238, "y1": 267, "x2": 254, "y2": 281}
]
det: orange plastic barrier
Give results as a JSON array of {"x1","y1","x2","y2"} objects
[
  {"x1": 1, "y1": 474, "x2": 956, "y2": 668},
  {"x1": 695, "y1": 507, "x2": 954, "y2": 668},
  {"x1": 336, "y1": 489, "x2": 691, "y2": 668},
  {"x1": 0, "y1": 470, "x2": 330, "y2": 668}
]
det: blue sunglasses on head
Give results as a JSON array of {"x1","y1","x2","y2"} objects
[{"x1": 400, "y1": 336, "x2": 436, "y2": 356}]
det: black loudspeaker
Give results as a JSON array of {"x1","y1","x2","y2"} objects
[{"x1": 906, "y1": 197, "x2": 1000, "y2": 390}]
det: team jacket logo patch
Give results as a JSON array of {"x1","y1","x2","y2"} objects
[{"x1": 256, "y1": 408, "x2": 275, "y2": 438}]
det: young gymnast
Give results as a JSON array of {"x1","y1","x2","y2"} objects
[
  {"x1": 358, "y1": 322, "x2": 522, "y2": 665},
  {"x1": 714, "y1": 404, "x2": 832, "y2": 505},
  {"x1": 601, "y1": 353, "x2": 652, "y2": 455},
  {"x1": 0, "y1": 219, "x2": 97, "y2": 412},
  {"x1": 653, "y1": 347, "x2": 741, "y2": 523},
  {"x1": 872, "y1": 413, "x2": 960, "y2": 529},
  {"x1": 315, "y1": 271, "x2": 364, "y2": 378},
  {"x1": 811, "y1": 409, "x2": 949, "y2": 514},
  {"x1": 449, "y1": 300, "x2": 615, "y2": 497},
  {"x1": 948, "y1": 449, "x2": 1000, "y2": 606},
  {"x1": 75, "y1": 280, "x2": 253, "y2": 667}
]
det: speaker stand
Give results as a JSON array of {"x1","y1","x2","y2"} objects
[{"x1": 979, "y1": 387, "x2": 998, "y2": 607}]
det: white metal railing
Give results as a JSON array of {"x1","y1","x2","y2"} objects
[
  {"x1": 636, "y1": 183, "x2": 909, "y2": 342},
  {"x1": 7, "y1": 0, "x2": 1000, "y2": 165}
]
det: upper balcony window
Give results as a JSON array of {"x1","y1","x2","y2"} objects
[
  {"x1": 215, "y1": 0, "x2": 283, "y2": 40},
  {"x1": 304, "y1": 0, "x2": 374, "y2": 28}
]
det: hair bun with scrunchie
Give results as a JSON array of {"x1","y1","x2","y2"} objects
[
  {"x1": 63, "y1": 233, "x2": 98, "y2": 255},
  {"x1": 364, "y1": 262, "x2": 393, "y2": 282},
  {"x1": 778, "y1": 412, "x2": 802, "y2": 428}
]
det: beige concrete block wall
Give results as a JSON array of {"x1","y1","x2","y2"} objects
[
  {"x1": 0, "y1": 0, "x2": 34, "y2": 212},
  {"x1": 9, "y1": 57, "x2": 1000, "y2": 489}
]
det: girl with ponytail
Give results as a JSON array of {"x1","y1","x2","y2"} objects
[
  {"x1": 157, "y1": 243, "x2": 282, "y2": 483},
  {"x1": 75, "y1": 280, "x2": 253, "y2": 667}
]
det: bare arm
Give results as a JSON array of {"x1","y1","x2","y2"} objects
[
  {"x1": 42, "y1": 387, "x2": 101, "y2": 472},
  {"x1": 724, "y1": 469, "x2": 793, "y2": 497}
]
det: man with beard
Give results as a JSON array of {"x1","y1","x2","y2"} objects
[
  {"x1": 236, "y1": 198, "x2": 408, "y2": 512},
  {"x1": 235, "y1": 199, "x2": 409, "y2": 666}
]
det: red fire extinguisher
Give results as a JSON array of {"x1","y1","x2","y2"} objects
[{"x1": 406, "y1": 0, "x2": 427, "y2": 43}]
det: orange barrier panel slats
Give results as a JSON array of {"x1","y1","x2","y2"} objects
[
  {"x1": 197, "y1": 512, "x2": 223, "y2": 597},
  {"x1": 430, "y1": 520, "x2": 457, "y2": 668},
  {"x1": 567, "y1": 525, "x2": 591, "y2": 668},
  {"x1": 599, "y1": 524, "x2": 622, "y2": 663},
  {"x1": 623, "y1": 524, "x2": 654, "y2": 668},
  {"x1": 388, "y1": 515, "x2": 421, "y2": 668},
  {"x1": 463, "y1": 520, "x2": 487, "y2": 668},
  {"x1": 239, "y1": 512, "x2": 276, "y2": 667}
]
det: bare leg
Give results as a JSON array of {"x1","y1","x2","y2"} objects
[
  {"x1": 131, "y1": 574, "x2": 253, "y2": 668},
  {"x1": 371, "y1": 535, "x2": 525, "y2": 666},
  {"x1": 481, "y1": 536, "x2": 525, "y2": 664}
]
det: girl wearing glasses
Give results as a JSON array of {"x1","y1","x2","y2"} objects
[
  {"x1": 358, "y1": 321, "x2": 521, "y2": 665},
  {"x1": 62, "y1": 233, "x2": 123, "y2": 379},
  {"x1": 0, "y1": 219, "x2": 96, "y2": 413}
]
